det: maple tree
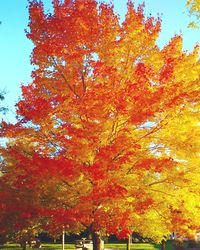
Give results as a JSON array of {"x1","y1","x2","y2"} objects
[{"x1": 0, "y1": 1, "x2": 200, "y2": 250}]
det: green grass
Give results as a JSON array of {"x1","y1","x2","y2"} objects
[
  {"x1": 0, "y1": 243, "x2": 161, "y2": 250},
  {"x1": 105, "y1": 243, "x2": 160, "y2": 249}
]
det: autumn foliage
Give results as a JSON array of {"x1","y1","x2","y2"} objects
[
  {"x1": 0, "y1": 0, "x2": 200, "y2": 248},
  {"x1": 187, "y1": 0, "x2": 200, "y2": 27}
]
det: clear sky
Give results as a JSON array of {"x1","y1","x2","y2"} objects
[{"x1": 0, "y1": 0, "x2": 199, "y2": 123}]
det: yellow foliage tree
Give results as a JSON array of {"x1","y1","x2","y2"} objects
[{"x1": 0, "y1": 1, "x2": 200, "y2": 250}]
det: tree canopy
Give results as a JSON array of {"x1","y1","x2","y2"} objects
[{"x1": 0, "y1": 1, "x2": 200, "y2": 249}]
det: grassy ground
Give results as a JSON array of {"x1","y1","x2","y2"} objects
[{"x1": 0, "y1": 243, "x2": 162, "y2": 250}]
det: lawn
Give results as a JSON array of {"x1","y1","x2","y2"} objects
[{"x1": 0, "y1": 243, "x2": 164, "y2": 250}]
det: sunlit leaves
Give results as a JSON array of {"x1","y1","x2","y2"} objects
[
  {"x1": 187, "y1": 0, "x2": 200, "y2": 28},
  {"x1": 0, "y1": 0, "x2": 200, "y2": 243}
]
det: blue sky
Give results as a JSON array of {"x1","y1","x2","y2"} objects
[{"x1": 0, "y1": 0, "x2": 199, "y2": 123}]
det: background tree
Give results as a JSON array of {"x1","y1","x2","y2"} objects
[
  {"x1": 0, "y1": 1, "x2": 200, "y2": 250},
  {"x1": 0, "y1": 146, "x2": 44, "y2": 250}
]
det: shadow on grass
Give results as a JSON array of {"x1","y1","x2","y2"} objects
[
  {"x1": 0, "y1": 246, "x2": 21, "y2": 249},
  {"x1": 0, "y1": 247, "x2": 21, "y2": 250},
  {"x1": 0, "y1": 243, "x2": 75, "y2": 250}
]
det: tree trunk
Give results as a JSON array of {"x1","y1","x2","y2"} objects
[
  {"x1": 92, "y1": 231, "x2": 101, "y2": 250},
  {"x1": 175, "y1": 240, "x2": 184, "y2": 250},
  {"x1": 126, "y1": 235, "x2": 131, "y2": 250},
  {"x1": 20, "y1": 240, "x2": 26, "y2": 250},
  {"x1": 161, "y1": 240, "x2": 166, "y2": 250},
  {"x1": 62, "y1": 228, "x2": 65, "y2": 250}
]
